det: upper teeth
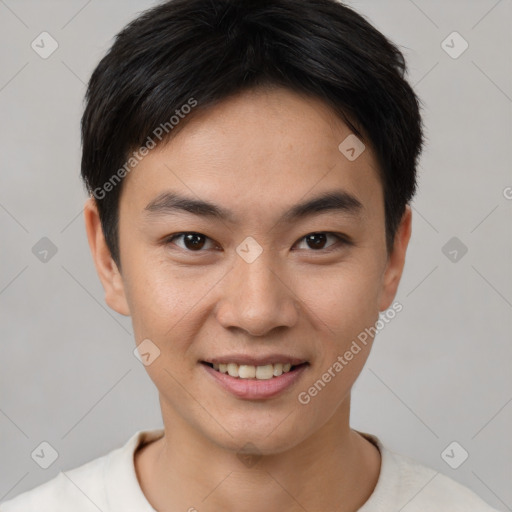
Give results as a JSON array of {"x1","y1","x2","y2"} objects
[{"x1": 212, "y1": 362, "x2": 293, "y2": 379}]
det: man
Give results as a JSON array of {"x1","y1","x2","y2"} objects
[{"x1": 1, "y1": 0, "x2": 499, "y2": 510}]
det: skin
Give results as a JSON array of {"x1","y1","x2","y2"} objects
[{"x1": 84, "y1": 86, "x2": 412, "y2": 512}]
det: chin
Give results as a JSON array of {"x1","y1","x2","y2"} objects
[{"x1": 205, "y1": 412, "x2": 311, "y2": 456}]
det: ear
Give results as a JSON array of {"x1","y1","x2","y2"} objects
[
  {"x1": 83, "y1": 197, "x2": 131, "y2": 316},
  {"x1": 378, "y1": 205, "x2": 412, "y2": 311}
]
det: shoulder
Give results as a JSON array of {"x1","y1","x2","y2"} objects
[
  {"x1": 390, "y1": 449, "x2": 498, "y2": 511},
  {"x1": 359, "y1": 433, "x2": 499, "y2": 511},
  {"x1": 0, "y1": 453, "x2": 109, "y2": 512},
  {"x1": 0, "y1": 429, "x2": 162, "y2": 512}
]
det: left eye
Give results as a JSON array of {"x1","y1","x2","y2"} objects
[
  {"x1": 164, "y1": 232, "x2": 348, "y2": 252},
  {"x1": 294, "y1": 232, "x2": 347, "y2": 251}
]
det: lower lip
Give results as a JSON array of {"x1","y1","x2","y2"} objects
[{"x1": 201, "y1": 363, "x2": 309, "y2": 400}]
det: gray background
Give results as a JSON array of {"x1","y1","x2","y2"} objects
[{"x1": 0, "y1": 0, "x2": 511, "y2": 509}]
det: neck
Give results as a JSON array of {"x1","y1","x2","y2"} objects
[{"x1": 135, "y1": 395, "x2": 381, "y2": 512}]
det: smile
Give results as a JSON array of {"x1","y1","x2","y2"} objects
[
  {"x1": 201, "y1": 361, "x2": 309, "y2": 400},
  {"x1": 202, "y1": 361, "x2": 306, "y2": 380}
]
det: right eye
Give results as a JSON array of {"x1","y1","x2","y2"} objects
[{"x1": 163, "y1": 232, "x2": 219, "y2": 252}]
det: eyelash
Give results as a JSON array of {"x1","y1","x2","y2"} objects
[{"x1": 162, "y1": 231, "x2": 352, "y2": 254}]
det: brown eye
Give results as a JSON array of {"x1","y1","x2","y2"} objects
[
  {"x1": 295, "y1": 232, "x2": 348, "y2": 251},
  {"x1": 305, "y1": 233, "x2": 329, "y2": 249},
  {"x1": 183, "y1": 233, "x2": 206, "y2": 250},
  {"x1": 165, "y1": 232, "x2": 215, "y2": 251}
]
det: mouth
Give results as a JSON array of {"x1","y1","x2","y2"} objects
[
  {"x1": 201, "y1": 361, "x2": 309, "y2": 380},
  {"x1": 200, "y1": 359, "x2": 310, "y2": 399}
]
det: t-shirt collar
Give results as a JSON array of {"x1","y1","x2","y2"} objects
[
  {"x1": 104, "y1": 428, "x2": 164, "y2": 512},
  {"x1": 103, "y1": 428, "x2": 391, "y2": 512}
]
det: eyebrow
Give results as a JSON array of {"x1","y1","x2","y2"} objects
[{"x1": 143, "y1": 190, "x2": 363, "y2": 224}]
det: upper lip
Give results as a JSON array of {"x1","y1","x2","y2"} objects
[{"x1": 202, "y1": 354, "x2": 308, "y2": 366}]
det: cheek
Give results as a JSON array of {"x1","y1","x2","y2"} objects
[
  {"x1": 293, "y1": 263, "x2": 381, "y2": 416},
  {"x1": 295, "y1": 260, "x2": 383, "y2": 344},
  {"x1": 122, "y1": 254, "x2": 225, "y2": 344}
]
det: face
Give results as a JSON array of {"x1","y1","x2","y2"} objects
[{"x1": 85, "y1": 87, "x2": 411, "y2": 455}]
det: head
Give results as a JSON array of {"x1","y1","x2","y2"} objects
[{"x1": 82, "y1": 0, "x2": 423, "y2": 454}]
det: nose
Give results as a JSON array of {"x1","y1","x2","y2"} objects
[{"x1": 215, "y1": 251, "x2": 300, "y2": 337}]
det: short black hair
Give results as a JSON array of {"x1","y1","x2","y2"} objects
[{"x1": 81, "y1": 0, "x2": 424, "y2": 268}]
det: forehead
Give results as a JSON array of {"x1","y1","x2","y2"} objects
[{"x1": 120, "y1": 87, "x2": 383, "y2": 224}]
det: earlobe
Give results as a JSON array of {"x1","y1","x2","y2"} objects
[
  {"x1": 83, "y1": 197, "x2": 131, "y2": 316},
  {"x1": 378, "y1": 206, "x2": 412, "y2": 311}
]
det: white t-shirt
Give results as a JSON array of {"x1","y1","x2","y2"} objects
[{"x1": 0, "y1": 428, "x2": 499, "y2": 511}]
